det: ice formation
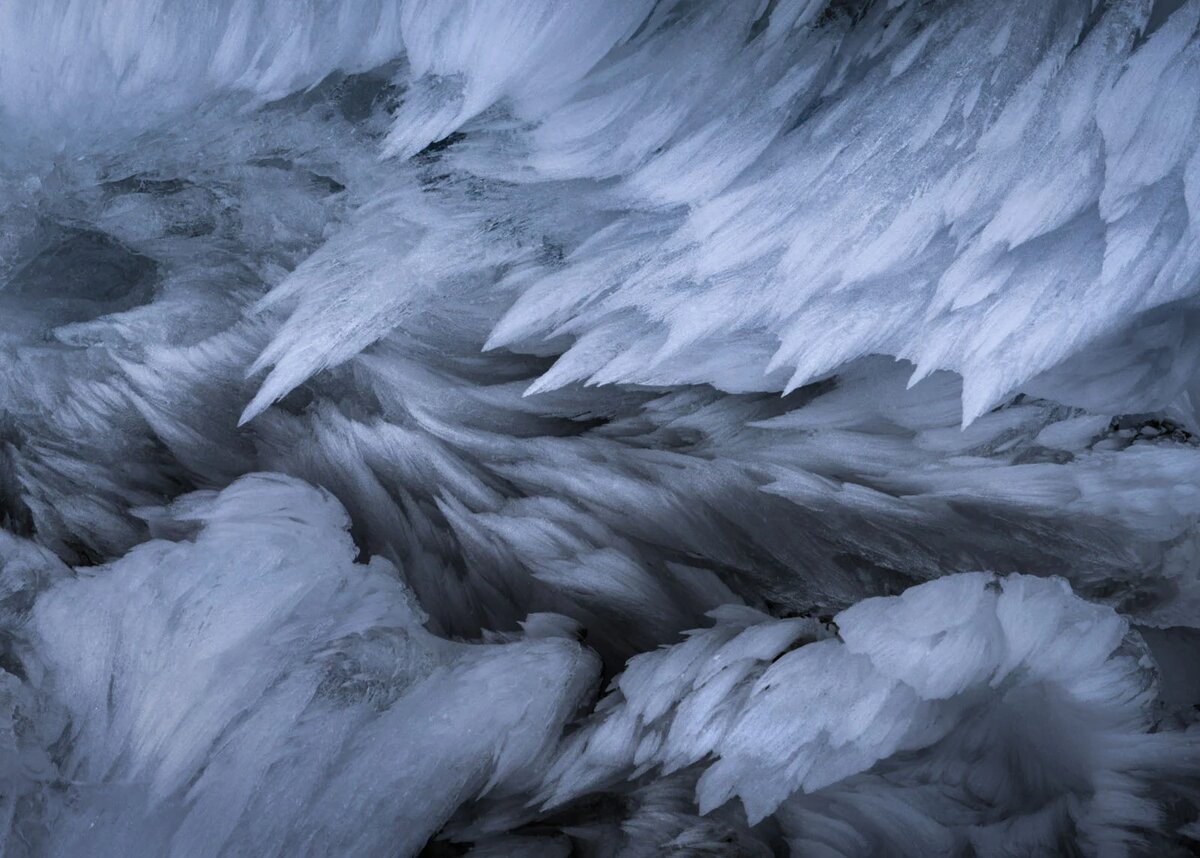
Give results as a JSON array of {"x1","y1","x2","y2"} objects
[{"x1": 1, "y1": 0, "x2": 1200, "y2": 855}]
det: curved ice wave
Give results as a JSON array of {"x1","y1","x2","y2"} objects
[{"x1": 3, "y1": 478, "x2": 1196, "y2": 856}]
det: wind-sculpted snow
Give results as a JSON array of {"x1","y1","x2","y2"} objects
[
  {"x1": 1, "y1": 0, "x2": 1200, "y2": 854},
  {"x1": 4, "y1": 475, "x2": 597, "y2": 856}
]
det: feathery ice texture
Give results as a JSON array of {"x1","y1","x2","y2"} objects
[{"x1": 1, "y1": 0, "x2": 1200, "y2": 855}]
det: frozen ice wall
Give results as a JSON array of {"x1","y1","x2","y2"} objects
[{"x1": 1, "y1": 0, "x2": 1200, "y2": 855}]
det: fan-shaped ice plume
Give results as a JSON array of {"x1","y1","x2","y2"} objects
[
  {"x1": 523, "y1": 573, "x2": 1198, "y2": 857},
  {"x1": 6, "y1": 474, "x2": 597, "y2": 856},
  {"x1": 475, "y1": 0, "x2": 1200, "y2": 424},
  {"x1": 210, "y1": 0, "x2": 1200, "y2": 432},
  {"x1": 380, "y1": 0, "x2": 655, "y2": 158}
]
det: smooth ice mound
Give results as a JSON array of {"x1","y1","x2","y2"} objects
[{"x1": 1, "y1": 0, "x2": 1200, "y2": 855}]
